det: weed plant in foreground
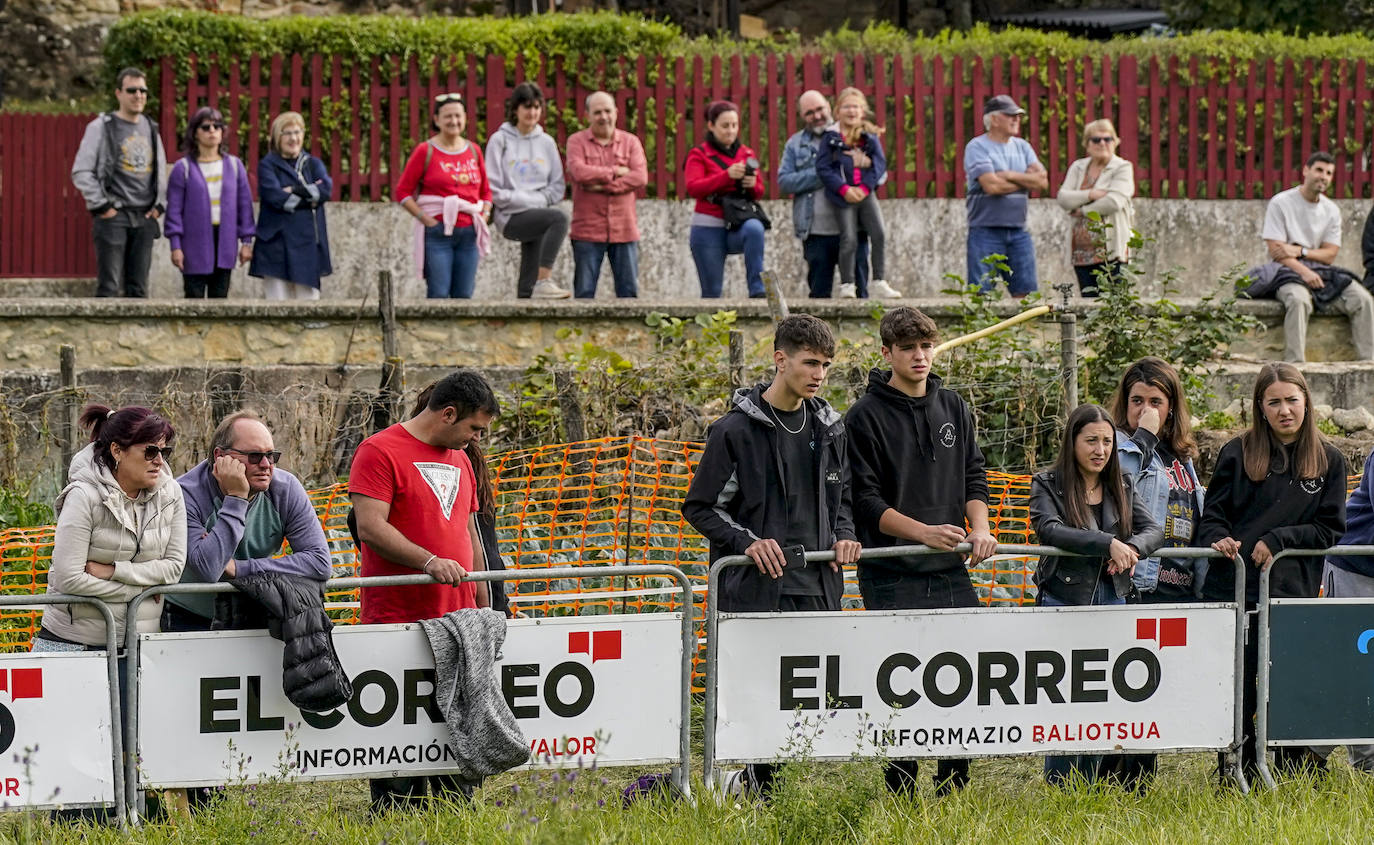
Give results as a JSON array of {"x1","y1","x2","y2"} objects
[{"x1": 10, "y1": 753, "x2": 1374, "y2": 844}]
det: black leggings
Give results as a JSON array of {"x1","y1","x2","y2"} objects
[{"x1": 502, "y1": 208, "x2": 569, "y2": 297}]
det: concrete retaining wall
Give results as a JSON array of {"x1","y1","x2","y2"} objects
[{"x1": 19, "y1": 198, "x2": 1373, "y2": 302}]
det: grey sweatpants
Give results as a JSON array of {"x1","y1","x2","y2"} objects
[{"x1": 501, "y1": 208, "x2": 569, "y2": 298}]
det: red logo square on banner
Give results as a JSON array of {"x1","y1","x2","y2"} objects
[
  {"x1": 1159, "y1": 618, "x2": 1188, "y2": 647},
  {"x1": 568, "y1": 631, "x2": 590, "y2": 656},
  {"x1": 592, "y1": 630, "x2": 622, "y2": 662},
  {"x1": 1137, "y1": 618, "x2": 1156, "y2": 641}
]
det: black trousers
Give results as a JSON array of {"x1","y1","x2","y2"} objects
[
  {"x1": 182, "y1": 224, "x2": 233, "y2": 298},
  {"x1": 743, "y1": 593, "x2": 832, "y2": 796},
  {"x1": 860, "y1": 568, "x2": 980, "y2": 795}
]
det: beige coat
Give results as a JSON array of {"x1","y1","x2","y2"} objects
[
  {"x1": 1056, "y1": 154, "x2": 1136, "y2": 263},
  {"x1": 42, "y1": 443, "x2": 187, "y2": 646}
]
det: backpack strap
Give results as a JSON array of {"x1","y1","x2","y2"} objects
[{"x1": 416, "y1": 141, "x2": 434, "y2": 196}]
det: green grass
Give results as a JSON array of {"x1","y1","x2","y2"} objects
[{"x1": 9, "y1": 753, "x2": 1374, "y2": 843}]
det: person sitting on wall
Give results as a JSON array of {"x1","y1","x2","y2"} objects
[{"x1": 1243, "y1": 151, "x2": 1374, "y2": 362}]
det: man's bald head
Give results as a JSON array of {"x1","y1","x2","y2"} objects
[
  {"x1": 798, "y1": 90, "x2": 831, "y2": 133},
  {"x1": 585, "y1": 91, "x2": 617, "y2": 139}
]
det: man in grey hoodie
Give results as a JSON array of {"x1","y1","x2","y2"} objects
[
  {"x1": 485, "y1": 82, "x2": 571, "y2": 299},
  {"x1": 71, "y1": 67, "x2": 168, "y2": 297}
]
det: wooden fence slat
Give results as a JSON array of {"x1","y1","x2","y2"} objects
[
  {"x1": 1205, "y1": 59, "x2": 1219, "y2": 198},
  {"x1": 1244, "y1": 60, "x2": 1259, "y2": 199}
]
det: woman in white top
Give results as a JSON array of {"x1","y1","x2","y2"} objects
[
  {"x1": 1056, "y1": 118, "x2": 1136, "y2": 297},
  {"x1": 165, "y1": 106, "x2": 256, "y2": 298}
]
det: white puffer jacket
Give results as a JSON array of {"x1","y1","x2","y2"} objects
[{"x1": 42, "y1": 443, "x2": 187, "y2": 646}]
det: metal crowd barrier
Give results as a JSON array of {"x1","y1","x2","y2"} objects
[
  {"x1": 0, "y1": 593, "x2": 126, "y2": 827},
  {"x1": 122, "y1": 566, "x2": 696, "y2": 821},
  {"x1": 701, "y1": 543, "x2": 1248, "y2": 791},
  {"x1": 1256, "y1": 545, "x2": 1374, "y2": 789}
]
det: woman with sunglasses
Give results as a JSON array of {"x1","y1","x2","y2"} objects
[
  {"x1": 1055, "y1": 118, "x2": 1135, "y2": 296},
  {"x1": 397, "y1": 92, "x2": 492, "y2": 299},
  {"x1": 36, "y1": 405, "x2": 184, "y2": 820},
  {"x1": 250, "y1": 111, "x2": 332, "y2": 300},
  {"x1": 165, "y1": 106, "x2": 256, "y2": 298}
]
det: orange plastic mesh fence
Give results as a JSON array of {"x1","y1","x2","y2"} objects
[{"x1": 2, "y1": 439, "x2": 1363, "y2": 691}]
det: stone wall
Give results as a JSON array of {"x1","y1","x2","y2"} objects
[{"x1": 33, "y1": 197, "x2": 1366, "y2": 303}]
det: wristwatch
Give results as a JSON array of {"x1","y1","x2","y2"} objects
[{"x1": 1300, "y1": 246, "x2": 1308, "y2": 259}]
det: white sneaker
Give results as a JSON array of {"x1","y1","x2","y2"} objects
[
  {"x1": 531, "y1": 279, "x2": 572, "y2": 299},
  {"x1": 870, "y1": 279, "x2": 904, "y2": 298},
  {"x1": 837, "y1": 283, "x2": 858, "y2": 299}
]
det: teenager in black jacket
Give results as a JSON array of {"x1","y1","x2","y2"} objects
[
  {"x1": 844, "y1": 306, "x2": 994, "y2": 796},
  {"x1": 683, "y1": 314, "x2": 861, "y2": 797},
  {"x1": 1197, "y1": 362, "x2": 1346, "y2": 783},
  {"x1": 1030, "y1": 403, "x2": 1163, "y2": 786}
]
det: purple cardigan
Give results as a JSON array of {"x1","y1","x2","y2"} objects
[{"x1": 165, "y1": 154, "x2": 256, "y2": 275}]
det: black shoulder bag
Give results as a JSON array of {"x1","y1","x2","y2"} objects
[{"x1": 709, "y1": 155, "x2": 771, "y2": 232}]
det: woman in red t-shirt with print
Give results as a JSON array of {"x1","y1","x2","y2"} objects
[{"x1": 396, "y1": 94, "x2": 493, "y2": 298}]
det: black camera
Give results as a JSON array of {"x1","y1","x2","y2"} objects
[{"x1": 744, "y1": 156, "x2": 759, "y2": 176}]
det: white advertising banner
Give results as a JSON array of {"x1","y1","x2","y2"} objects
[
  {"x1": 715, "y1": 605, "x2": 1236, "y2": 762},
  {"x1": 0, "y1": 652, "x2": 115, "y2": 808},
  {"x1": 138, "y1": 614, "x2": 682, "y2": 787}
]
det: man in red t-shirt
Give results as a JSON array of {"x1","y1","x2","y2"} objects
[{"x1": 349, "y1": 369, "x2": 499, "y2": 811}]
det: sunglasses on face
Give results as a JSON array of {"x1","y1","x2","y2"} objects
[
  {"x1": 123, "y1": 87, "x2": 149, "y2": 95},
  {"x1": 198, "y1": 122, "x2": 226, "y2": 132},
  {"x1": 434, "y1": 92, "x2": 464, "y2": 104},
  {"x1": 1088, "y1": 136, "x2": 1116, "y2": 144},
  {"x1": 142, "y1": 445, "x2": 174, "y2": 462},
  {"x1": 226, "y1": 448, "x2": 281, "y2": 466}
]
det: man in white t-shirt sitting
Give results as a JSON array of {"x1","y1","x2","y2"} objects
[{"x1": 1258, "y1": 150, "x2": 1374, "y2": 362}]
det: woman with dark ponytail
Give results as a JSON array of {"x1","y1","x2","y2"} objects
[
  {"x1": 1030, "y1": 403, "x2": 1162, "y2": 785},
  {"x1": 35, "y1": 404, "x2": 185, "y2": 820}
]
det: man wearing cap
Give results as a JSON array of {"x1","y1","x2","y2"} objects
[{"x1": 963, "y1": 95, "x2": 1047, "y2": 298}]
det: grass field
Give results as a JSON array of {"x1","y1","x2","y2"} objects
[{"x1": 7, "y1": 752, "x2": 1374, "y2": 844}]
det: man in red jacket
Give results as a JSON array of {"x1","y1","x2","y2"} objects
[{"x1": 565, "y1": 91, "x2": 648, "y2": 298}]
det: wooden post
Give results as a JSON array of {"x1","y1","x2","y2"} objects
[
  {"x1": 373, "y1": 356, "x2": 404, "y2": 434},
  {"x1": 728, "y1": 330, "x2": 745, "y2": 391},
  {"x1": 554, "y1": 371, "x2": 587, "y2": 443},
  {"x1": 378, "y1": 270, "x2": 398, "y2": 362},
  {"x1": 761, "y1": 271, "x2": 789, "y2": 323},
  {"x1": 59, "y1": 345, "x2": 77, "y2": 482}
]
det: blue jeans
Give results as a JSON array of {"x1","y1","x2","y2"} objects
[
  {"x1": 423, "y1": 224, "x2": 479, "y2": 299},
  {"x1": 571, "y1": 240, "x2": 639, "y2": 298},
  {"x1": 967, "y1": 226, "x2": 1038, "y2": 296},
  {"x1": 803, "y1": 234, "x2": 869, "y2": 298},
  {"x1": 689, "y1": 220, "x2": 766, "y2": 298},
  {"x1": 1039, "y1": 583, "x2": 1125, "y2": 786}
]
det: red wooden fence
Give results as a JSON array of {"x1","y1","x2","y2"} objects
[
  {"x1": 0, "y1": 114, "x2": 98, "y2": 278},
  {"x1": 4, "y1": 51, "x2": 1373, "y2": 276},
  {"x1": 152, "y1": 52, "x2": 1374, "y2": 204}
]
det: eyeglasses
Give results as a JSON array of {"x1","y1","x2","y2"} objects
[
  {"x1": 198, "y1": 122, "x2": 226, "y2": 132},
  {"x1": 1088, "y1": 136, "x2": 1116, "y2": 144},
  {"x1": 142, "y1": 445, "x2": 174, "y2": 462},
  {"x1": 434, "y1": 92, "x2": 464, "y2": 104},
  {"x1": 226, "y1": 448, "x2": 281, "y2": 466},
  {"x1": 123, "y1": 87, "x2": 149, "y2": 95}
]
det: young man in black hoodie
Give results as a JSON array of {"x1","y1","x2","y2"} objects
[
  {"x1": 845, "y1": 306, "x2": 997, "y2": 796},
  {"x1": 683, "y1": 313, "x2": 861, "y2": 798}
]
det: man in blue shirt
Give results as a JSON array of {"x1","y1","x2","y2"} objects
[{"x1": 963, "y1": 95, "x2": 1047, "y2": 298}]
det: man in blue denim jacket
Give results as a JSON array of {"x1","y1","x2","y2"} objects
[{"x1": 777, "y1": 90, "x2": 871, "y2": 298}]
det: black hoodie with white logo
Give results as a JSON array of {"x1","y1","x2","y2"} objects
[{"x1": 845, "y1": 368, "x2": 989, "y2": 577}]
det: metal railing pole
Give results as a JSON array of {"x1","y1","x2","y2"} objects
[
  {"x1": 0, "y1": 594, "x2": 125, "y2": 827},
  {"x1": 123, "y1": 565, "x2": 697, "y2": 816},
  {"x1": 1255, "y1": 545, "x2": 1374, "y2": 790}
]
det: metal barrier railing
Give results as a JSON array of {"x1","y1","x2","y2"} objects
[
  {"x1": 121, "y1": 566, "x2": 696, "y2": 822},
  {"x1": 1256, "y1": 545, "x2": 1374, "y2": 790},
  {"x1": 701, "y1": 543, "x2": 1248, "y2": 791},
  {"x1": 0, "y1": 593, "x2": 126, "y2": 827}
]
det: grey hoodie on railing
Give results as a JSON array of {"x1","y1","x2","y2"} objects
[{"x1": 484, "y1": 122, "x2": 566, "y2": 230}]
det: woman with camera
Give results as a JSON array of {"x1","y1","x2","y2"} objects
[{"x1": 684, "y1": 100, "x2": 768, "y2": 298}]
